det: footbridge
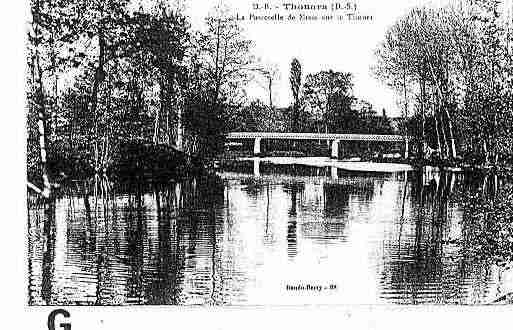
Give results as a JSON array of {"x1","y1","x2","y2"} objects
[{"x1": 226, "y1": 132, "x2": 410, "y2": 159}]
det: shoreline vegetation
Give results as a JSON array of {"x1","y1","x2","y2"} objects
[
  {"x1": 24, "y1": 0, "x2": 513, "y2": 304},
  {"x1": 26, "y1": 0, "x2": 513, "y2": 197}
]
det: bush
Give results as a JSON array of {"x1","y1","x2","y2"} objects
[
  {"x1": 460, "y1": 183, "x2": 513, "y2": 265},
  {"x1": 110, "y1": 141, "x2": 190, "y2": 180}
]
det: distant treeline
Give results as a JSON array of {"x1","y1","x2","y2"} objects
[
  {"x1": 227, "y1": 66, "x2": 397, "y2": 136},
  {"x1": 26, "y1": 0, "x2": 399, "y2": 191}
]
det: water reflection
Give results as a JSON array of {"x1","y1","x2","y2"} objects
[
  {"x1": 27, "y1": 164, "x2": 513, "y2": 305},
  {"x1": 379, "y1": 170, "x2": 509, "y2": 304},
  {"x1": 285, "y1": 183, "x2": 302, "y2": 259}
]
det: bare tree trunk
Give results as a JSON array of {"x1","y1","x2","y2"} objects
[
  {"x1": 176, "y1": 85, "x2": 184, "y2": 151},
  {"x1": 442, "y1": 60, "x2": 456, "y2": 160},
  {"x1": 425, "y1": 60, "x2": 455, "y2": 160},
  {"x1": 101, "y1": 82, "x2": 112, "y2": 171},
  {"x1": 32, "y1": 0, "x2": 51, "y2": 198},
  {"x1": 35, "y1": 64, "x2": 52, "y2": 198},
  {"x1": 433, "y1": 99, "x2": 442, "y2": 155},
  {"x1": 438, "y1": 108, "x2": 449, "y2": 160},
  {"x1": 492, "y1": 103, "x2": 499, "y2": 165},
  {"x1": 154, "y1": 79, "x2": 163, "y2": 145},
  {"x1": 166, "y1": 101, "x2": 170, "y2": 145},
  {"x1": 167, "y1": 79, "x2": 175, "y2": 147},
  {"x1": 420, "y1": 75, "x2": 427, "y2": 158},
  {"x1": 483, "y1": 139, "x2": 490, "y2": 165},
  {"x1": 268, "y1": 77, "x2": 273, "y2": 109},
  {"x1": 213, "y1": 18, "x2": 222, "y2": 109},
  {"x1": 91, "y1": 27, "x2": 106, "y2": 173},
  {"x1": 432, "y1": 86, "x2": 448, "y2": 159},
  {"x1": 402, "y1": 69, "x2": 409, "y2": 158},
  {"x1": 50, "y1": 25, "x2": 59, "y2": 142},
  {"x1": 153, "y1": 109, "x2": 160, "y2": 144},
  {"x1": 443, "y1": 106, "x2": 457, "y2": 159}
]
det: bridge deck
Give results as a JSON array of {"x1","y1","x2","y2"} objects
[
  {"x1": 227, "y1": 132, "x2": 408, "y2": 142},
  {"x1": 219, "y1": 171, "x2": 403, "y2": 185}
]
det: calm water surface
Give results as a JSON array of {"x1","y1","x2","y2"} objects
[{"x1": 27, "y1": 160, "x2": 513, "y2": 305}]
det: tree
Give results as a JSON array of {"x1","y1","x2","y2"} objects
[
  {"x1": 71, "y1": 0, "x2": 133, "y2": 171},
  {"x1": 197, "y1": 5, "x2": 254, "y2": 107},
  {"x1": 25, "y1": 0, "x2": 262, "y2": 181},
  {"x1": 374, "y1": 6, "x2": 462, "y2": 160},
  {"x1": 131, "y1": 5, "x2": 190, "y2": 146},
  {"x1": 28, "y1": 0, "x2": 52, "y2": 197},
  {"x1": 289, "y1": 58, "x2": 302, "y2": 131},
  {"x1": 303, "y1": 70, "x2": 355, "y2": 133},
  {"x1": 227, "y1": 99, "x2": 285, "y2": 132},
  {"x1": 182, "y1": 5, "x2": 254, "y2": 156},
  {"x1": 374, "y1": 2, "x2": 513, "y2": 164},
  {"x1": 254, "y1": 61, "x2": 279, "y2": 109}
]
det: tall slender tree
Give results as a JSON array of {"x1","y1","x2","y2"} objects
[
  {"x1": 28, "y1": 0, "x2": 52, "y2": 197},
  {"x1": 289, "y1": 58, "x2": 302, "y2": 131}
]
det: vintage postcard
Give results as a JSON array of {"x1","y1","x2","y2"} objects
[{"x1": 14, "y1": 0, "x2": 513, "y2": 327}]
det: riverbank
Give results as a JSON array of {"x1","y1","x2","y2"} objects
[
  {"x1": 233, "y1": 156, "x2": 414, "y2": 173},
  {"x1": 411, "y1": 158, "x2": 513, "y2": 177},
  {"x1": 221, "y1": 150, "x2": 513, "y2": 177},
  {"x1": 27, "y1": 141, "x2": 210, "y2": 195}
]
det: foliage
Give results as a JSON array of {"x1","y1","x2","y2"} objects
[
  {"x1": 460, "y1": 182, "x2": 513, "y2": 264},
  {"x1": 289, "y1": 58, "x2": 302, "y2": 131},
  {"x1": 303, "y1": 70, "x2": 355, "y2": 133},
  {"x1": 374, "y1": 1, "x2": 513, "y2": 163},
  {"x1": 301, "y1": 70, "x2": 394, "y2": 134},
  {"x1": 26, "y1": 1, "x2": 256, "y2": 181},
  {"x1": 196, "y1": 6, "x2": 254, "y2": 106},
  {"x1": 226, "y1": 100, "x2": 286, "y2": 132},
  {"x1": 110, "y1": 142, "x2": 191, "y2": 180}
]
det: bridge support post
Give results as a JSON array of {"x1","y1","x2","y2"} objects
[
  {"x1": 404, "y1": 138, "x2": 409, "y2": 159},
  {"x1": 253, "y1": 158, "x2": 260, "y2": 177},
  {"x1": 331, "y1": 166, "x2": 338, "y2": 180},
  {"x1": 331, "y1": 140, "x2": 340, "y2": 159},
  {"x1": 254, "y1": 137, "x2": 262, "y2": 157}
]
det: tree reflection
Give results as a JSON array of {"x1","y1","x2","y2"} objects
[
  {"x1": 379, "y1": 170, "x2": 504, "y2": 304},
  {"x1": 28, "y1": 168, "x2": 513, "y2": 306},
  {"x1": 28, "y1": 175, "x2": 228, "y2": 305},
  {"x1": 123, "y1": 181, "x2": 146, "y2": 304},
  {"x1": 284, "y1": 183, "x2": 304, "y2": 259},
  {"x1": 41, "y1": 199, "x2": 56, "y2": 305},
  {"x1": 323, "y1": 181, "x2": 374, "y2": 217},
  {"x1": 144, "y1": 183, "x2": 185, "y2": 305}
]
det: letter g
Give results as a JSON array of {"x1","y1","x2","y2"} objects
[{"x1": 48, "y1": 309, "x2": 71, "y2": 330}]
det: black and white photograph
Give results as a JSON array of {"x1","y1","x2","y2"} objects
[{"x1": 17, "y1": 0, "x2": 513, "y2": 315}]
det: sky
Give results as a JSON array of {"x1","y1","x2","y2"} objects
[{"x1": 182, "y1": 0, "x2": 451, "y2": 117}]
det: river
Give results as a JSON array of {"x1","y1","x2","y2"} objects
[{"x1": 27, "y1": 159, "x2": 513, "y2": 305}]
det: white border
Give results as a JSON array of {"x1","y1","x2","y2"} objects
[{"x1": 3, "y1": 0, "x2": 513, "y2": 329}]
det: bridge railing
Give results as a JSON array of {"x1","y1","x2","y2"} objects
[{"x1": 226, "y1": 132, "x2": 409, "y2": 142}]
